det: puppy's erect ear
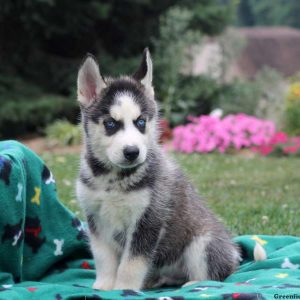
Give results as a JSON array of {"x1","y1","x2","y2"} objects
[
  {"x1": 133, "y1": 48, "x2": 153, "y2": 89},
  {"x1": 77, "y1": 54, "x2": 106, "y2": 106}
]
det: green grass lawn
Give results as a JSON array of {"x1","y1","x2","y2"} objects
[{"x1": 42, "y1": 152, "x2": 300, "y2": 236}]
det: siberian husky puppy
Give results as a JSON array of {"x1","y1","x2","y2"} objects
[{"x1": 76, "y1": 49, "x2": 240, "y2": 290}]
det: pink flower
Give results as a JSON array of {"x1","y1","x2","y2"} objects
[
  {"x1": 171, "y1": 114, "x2": 276, "y2": 154},
  {"x1": 270, "y1": 132, "x2": 288, "y2": 145},
  {"x1": 250, "y1": 130, "x2": 300, "y2": 157},
  {"x1": 283, "y1": 146, "x2": 299, "y2": 154},
  {"x1": 258, "y1": 145, "x2": 274, "y2": 156}
]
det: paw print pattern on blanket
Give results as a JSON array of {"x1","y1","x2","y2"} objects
[
  {"x1": 0, "y1": 156, "x2": 12, "y2": 186},
  {"x1": 42, "y1": 165, "x2": 55, "y2": 185},
  {"x1": 24, "y1": 216, "x2": 46, "y2": 253},
  {"x1": 72, "y1": 217, "x2": 87, "y2": 241},
  {"x1": 2, "y1": 219, "x2": 23, "y2": 247}
]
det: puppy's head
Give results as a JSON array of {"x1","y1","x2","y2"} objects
[{"x1": 77, "y1": 48, "x2": 158, "y2": 169}]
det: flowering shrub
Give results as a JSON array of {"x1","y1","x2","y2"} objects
[
  {"x1": 287, "y1": 82, "x2": 300, "y2": 101},
  {"x1": 252, "y1": 132, "x2": 300, "y2": 156},
  {"x1": 285, "y1": 81, "x2": 300, "y2": 135},
  {"x1": 172, "y1": 114, "x2": 276, "y2": 153}
]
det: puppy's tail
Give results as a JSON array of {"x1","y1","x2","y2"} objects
[{"x1": 254, "y1": 242, "x2": 267, "y2": 261}]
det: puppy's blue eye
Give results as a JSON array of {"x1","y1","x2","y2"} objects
[
  {"x1": 103, "y1": 118, "x2": 122, "y2": 136},
  {"x1": 136, "y1": 118, "x2": 146, "y2": 128},
  {"x1": 105, "y1": 120, "x2": 116, "y2": 129}
]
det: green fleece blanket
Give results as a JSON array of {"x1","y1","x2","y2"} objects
[{"x1": 0, "y1": 140, "x2": 299, "y2": 300}]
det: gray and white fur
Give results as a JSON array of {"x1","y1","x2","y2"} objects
[{"x1": 76, "y1": 48, "x2": 240, "y2": 290}]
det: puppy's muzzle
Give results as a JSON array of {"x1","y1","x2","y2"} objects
[{"x1": 123, "y1": 146, "x2": 139, "y2": 162}]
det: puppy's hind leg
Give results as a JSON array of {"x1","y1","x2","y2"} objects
[
  {"x1": 184, "y1": 235, "x2": 211, "y2": 282},
  {"x1": 204, "y1": 237, "x2": 240, "y2": 281},
  {"x1": 184, "y1": 235, "x2": 239, "y2": 282}
]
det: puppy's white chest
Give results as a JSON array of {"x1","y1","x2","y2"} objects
[
  {"x1": 98, "y1": 192, "x2": 141, "y2": 229},
  {"x1": 78, "y1": 180, "x2": 150, "y2": 231},
  {"x1": 99, "y1": 189, "x2": 151, "y2": 239}
]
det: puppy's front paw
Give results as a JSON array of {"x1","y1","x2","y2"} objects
[{"x1": 93, "y1": 277, "x2": 115, "y2": 290}]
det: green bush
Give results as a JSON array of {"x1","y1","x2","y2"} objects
[
  {"x1": 153, "y1": 6, "x2": 221, "y2": 126},
  {"x1": 0, "y1": 75, "x2": 78, "y2": 138},
  {"x1": 166, "y1": 75, "x2": 262, "y2": 127},
  {"x1": 0, "y1": 95, "x2": 78, "y2": 138},
  {"x1": 284, "y1": 80, "x2": 300, "y2": 135},
  {"x1": 168, "y1": 75, "x2": 219, "y2": 125},
  {"x1": 285, "y1": 104, "x2": 300, "y2": 135},
  {"x1": 45, "y1": 120, "x2": 81, "y2": 147},
  {"x1": 153, "y1": 6, "x2": 201, "y2": 124},
  {"x1": 216, "y1": 80, "x2": 260, "y2": 116},
  {"x1": 215, "y1": 67, "x2": 286, "y2": 128},
  {"x1": 153, "y1": 5, "x2": 239, "y2": 126},
  {"x1": 254, "y1": 67, "x2": 286, "y2": 127}
]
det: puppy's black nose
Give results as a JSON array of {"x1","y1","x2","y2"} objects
[{"x1": 123, "y1": 146, "x2": 139, "y2": 162}]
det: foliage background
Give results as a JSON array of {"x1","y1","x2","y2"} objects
[
  {"x1": 236, "y1": 0, "x2": 300, "y2": 28},
  {"x1": 1, "y1": 0, "x2": 300, "y2": 137},
  {"x1": 0, "y1": 0, "x2": 234, "y2": 137}
]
